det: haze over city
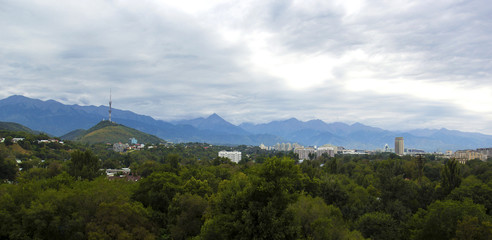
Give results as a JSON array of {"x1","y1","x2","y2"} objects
[{"x1": 1, "y1": 0, "x2": 491, "y2": 134}]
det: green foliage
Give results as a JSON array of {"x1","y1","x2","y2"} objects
[
  {"x1": 1, "y1": 131, "x2": 492, "y2": 239},
  {"x1": 132, "y1": 171, "x2": 182, "y2": 227},
  {"x1": 409, "y1": 199, "x2": 491, "y2": 240},
  {"x1": 168, "y1": 193, "x2": 208, "y2": 240},
  {"x1": 0, "y1": 121, "x2": 36, "y2": 133},
  {"x1": 4, "y1": 136, "x2": 13, "y2": 146},
  {"x1": 0, "y1": 176, "x2": 149, "y2": 240},
  {"x1": 440, "y1": 159, "x2": 462, "y2": 196},
  {"x1": 75, "y1": 121, "x2": 164, "y2": 145},
  {"x1": 0, "y1": 154, "x2": 17, "y2": 181},
  {"x1": 447, "y1": 176, "x2": 492, "y2": 215},
  {"x1": 68, "y1": 150, "x2": 102, "y2": 180},
  {"x1": 200, "y1": 157, "x2": 302, "y2": 240},
  {"x1": 183, "y1": 177, "x2": 213, "y2": 197},
  {"x1": 356, "y1": 211, "x2": 400, "y2": 240},
  {"x1": 463, "y1": 159, "x2": 492, "y2": 183},
  {"x1": 454, "y1": 216, "x2": 492, "y2": 240},
  {"x1": 288, "y1": 195, "x2": 363, "y2": 240},
  {"x1": 86, "y1": 201, "x2": 155, "y2": 240}
]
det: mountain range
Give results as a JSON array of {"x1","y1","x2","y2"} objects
[{"x1": 1, "y1": 95, "x2": 492, "y2": 151}]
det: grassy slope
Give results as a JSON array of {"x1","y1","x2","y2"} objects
[
  {"x1": 0, "y1": 122, "x2": 35, "y2": 133},
  {"x1": 77, "y1": 121, "x2": 163, "y2": 144},
  {"x1": 60, "y1": 129, "x2": 87, "y2": 141}
]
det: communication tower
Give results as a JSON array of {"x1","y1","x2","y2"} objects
[{"x1": 109, "y1": 89, "x2": 112, "y2": 122}]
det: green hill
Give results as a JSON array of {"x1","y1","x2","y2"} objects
[
  {"x1": 0, "y1": 121, "x2": 36, "y2": 133},
  {"x1": 61, "y1": 129, "x2": 87, "y2": 141},
  {"x1": 61, "y1": 121, "x2": 164, "y2": 145}
]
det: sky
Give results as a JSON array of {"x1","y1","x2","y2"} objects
[{"x1": 1, "y1": 0, "x2": 492, "y2": 133}]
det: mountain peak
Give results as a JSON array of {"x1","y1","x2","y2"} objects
[
  {"x1": 5, "y1": 95, "x2": 28, "y2": 100},
  {"x1": 207, "y1": 113, "x2": 223, "y2": 120},
  {"x1": 284, "y1": 117, "x2": 301, "y2": 123},
  {"x1": 1, "y1": 95, "x2": 35, "y2": 104}
]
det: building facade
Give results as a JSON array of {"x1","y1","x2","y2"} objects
[
  {"x1": 218, "y1": 150, "x2": 242, "y2": 163},
  {"x1": 453, "y1": 150, "x2": 487, "y2": 163},
  {"x1": 395, "y1": 137, "x2": 404, "y2": 155},
  {"x1": 477, "y1": 148, "x2": 492, "y2": 159},
  {"x1": 294, "y1": 146, "x2": 336, "y2": 160},
  {"x1": 316, "y1": 146, "x2": 336, "y2": 158},
  {"x1": 294, "y1": 147, "x2": 316, "y2": 160}
]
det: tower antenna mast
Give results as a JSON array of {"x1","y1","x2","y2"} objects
[{"x1": 109, "y1": 89, "x2": 112, "y2": 122}]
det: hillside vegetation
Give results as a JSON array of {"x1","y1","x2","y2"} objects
[
  {"x1": 62, "y1": 121, "x2": 164, "y2": 144},
  {"x1": 0, "y1": 127, "x2": 491, "y2": 240},
  {"x1": 0, "y1": 121, "x2": 36, "y2": 133}
]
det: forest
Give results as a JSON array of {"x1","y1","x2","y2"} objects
[{"x1": 0, "y1": 130, "x2": 491, "y2": 240}]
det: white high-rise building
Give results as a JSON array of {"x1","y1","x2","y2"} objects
[{"x1": 218, "y1": 150, "x2": 242, "y2": 163}]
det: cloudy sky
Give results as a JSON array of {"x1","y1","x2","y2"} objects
[{"x1": 1, "y1": 0, "x2": 492, "y2": 133}]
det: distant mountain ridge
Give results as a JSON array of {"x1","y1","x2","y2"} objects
[
  {"x1": 0, "y1": 95, "x2": 283, "y2": 146},
  {"x1": 1, "y1": 95, "x2": 492, "y2": 151},
  {"x1": 173, "y1": 113, "x2": 249, "y2": 135}
]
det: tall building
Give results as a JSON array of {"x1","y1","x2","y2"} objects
[{"x1": 395, "y1": 137, "x2": 404, "y2": 155}]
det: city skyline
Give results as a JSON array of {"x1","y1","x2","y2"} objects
[{"x1": 1, "y1": 1, "x2": 492, "y2": 134}]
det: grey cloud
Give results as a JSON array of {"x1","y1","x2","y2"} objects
[
  {"x1": 1, "y1": 0, "x2": 492, "y2": 134},
  {"x1": 227, "y1": 0, "x2": 492, "y2": 84}
]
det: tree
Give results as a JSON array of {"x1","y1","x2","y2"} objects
[
  {"x1": 168, "y1": 193, "x2": 208, "y2": 240},
  {"x1": 440, "y1": 159, "x2": 462, "y2": 196},
  {"x1": 356, "y1": 212, "x2": 400, "y2": 240},
  {"x1": 318, "y1": 175, "x2": 349, "y2": 207},
  {"x1": 86, "y1": 201, "x2": 156, "y2": 240},
  {"x1": 447, "y1": 176, "x2": 492, "y2": 215},
  {"x1": 132, "y1": 172, "x2": 182, "y2": 227},
  {"x1": 183, "y1": 177, "x2": 213, "y2": 197},
  {"x1": 454, "y1": 216, "x2": 492, "y2": 240},
  {"x1": 167, "y1": 153, "x2": 181, "y2": 170},
  {"x1": 4, "y1": 136, "x2": 13, "y2": 146},
  {"x1": 136, "y1": 161, "x2": 163, "y2": 177},
  {"x1": 328, "y1": 158, "x2": 338, "y2": 174},
  {"x1": 287, "y1": 195, "x2": 363, "y2": 240},
  {"x1": 68, "y1": 150, "x2": 102, "y2": 180},
  {"x1": 409, "y1": 199, "x2": 491, "y2": 240},
  {"x1": 416, "y1": 155, "x2": 425, "y2": 185},
  {"x1": 199, "y1": 157, "x2": 302, "y2": 240},
  {"x1": 0, "y1": 155, "x2": 17, "y2": 181}
]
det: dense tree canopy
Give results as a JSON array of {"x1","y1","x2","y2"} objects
[{"x1": 0, "y1": 130, "x2": 491, "y2": 240}]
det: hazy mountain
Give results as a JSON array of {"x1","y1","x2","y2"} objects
[
  {"x1": 173, "y1": 113, "x2": 249, "y2": 135},
  {"x1": 0, "y1": 95, "x2": 101, "y2": 136},
  {"x1": 240, "y1": 118, "x2": 492, "y2": 151},
  {"x1": 0, "y1": 95, "x2": 281, "y2": 145},
  {"x1": 2, "y1": 95, "x2": 492, "y2": 151}
]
